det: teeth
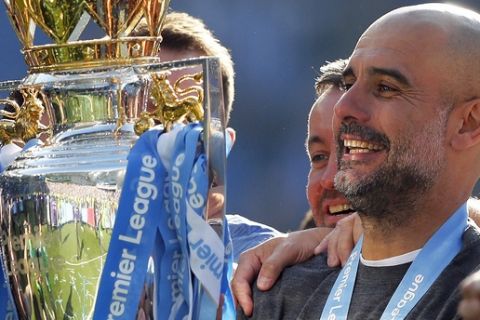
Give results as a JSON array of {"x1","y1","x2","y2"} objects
[
  {"x1": 350, "y1": 149, "x2": 369, "y2": 154},
  {"x1": 344, "y1": 139, "x2": 383, "y2": 151},
  {"x1": 329, "y1": 204, "x2": 352, "y2": 214}
]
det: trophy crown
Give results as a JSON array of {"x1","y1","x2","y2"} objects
[{"x1": 3, "y1": 0, "x2": 170, "y2": 73}]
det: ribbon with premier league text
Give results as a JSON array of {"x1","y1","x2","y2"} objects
[
  {"x1": 94, "y1": 123, "x2": 234, "y2": 319},
  {"x1": 93, "y1": 129, "x2": 165, "y2": 319},
  {"x1": 155, "y1": 124, "x2": 235, "y2": 319},
  {"x1": 320, "y1": 203, "x2": 468, "y2": 320}
]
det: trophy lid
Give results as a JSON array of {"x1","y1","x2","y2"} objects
[{"x1": 3, "y1": 0, "x2": 170, "y2": 73}]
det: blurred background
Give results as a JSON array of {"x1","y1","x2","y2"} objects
[{"x1": 0, "y1": 0, "x2": 479, "y2": 232}]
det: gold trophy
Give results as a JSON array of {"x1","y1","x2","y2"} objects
[{"x1": 0, "y1": 1, "x2": 228, "y2": 318}]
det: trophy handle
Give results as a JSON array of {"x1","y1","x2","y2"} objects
[
  {"x1": 134, "y1": 71, "x2": 204, "y2": 135},
  {"x1": 0, "y1": 88, "x2": 53, "y2": 146}
]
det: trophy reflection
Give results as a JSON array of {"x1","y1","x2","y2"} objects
[{"x1": 0, "y1": 1, "x2": 228, "y2": 319}]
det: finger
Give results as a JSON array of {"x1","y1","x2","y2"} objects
[
  {"x1": 257, "y1": 229, "x2": 326, "y2": 290},
  {"x1": 136, "y1": 310, "x2": 146, "y2": 320},
  {"x1": 311, "y1": 227, "x2": 334, "y2": 255},
  {"x1": 231, "y1": 252, "x2": 262, "y2": 316},
  {"x1": 327, "y1": 228, "x2": 341, "y2": 267},
  {"x1": 232, "y1": 236, "x2": 287, "y2": 315},
  {"x1": 232, "y1": 278, "x2": 253, "y2": 316},
  {"x1": 314, "y1": 231, "x2": 331, "y2": 255},
  {"x1": 256, "y1": 245, "x2": 295, "y2": 291}
]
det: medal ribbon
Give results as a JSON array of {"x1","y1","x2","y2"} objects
[
  {"x1": 94, "y1": 123, "x2": 234, "y2": 319},
  {"x1": 93, "y1": 129, "x2": 165, "y2": 319},
  {"x1": 156, "y1": 124, "x2": 235, "y2": 319},
  {"x1": 320, "y1": 203, "x2": 468, "y2": 320}
]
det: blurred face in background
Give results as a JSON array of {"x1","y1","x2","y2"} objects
[
  {"x1": 159, "y1": 47, "x2": 205, "y2": 84},
  {"x1": 306, "y1": 87, "x2": 353, "y2": 227}
]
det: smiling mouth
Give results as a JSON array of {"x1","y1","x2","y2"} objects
[
  {"x1": 344, "y1": 139, "x2": 385, "y2": 154},
  {"x1": 328, "y1": 204, "x2": 354, "y2": 216}
]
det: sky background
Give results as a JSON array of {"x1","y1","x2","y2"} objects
[{"x1": 1, "y1": 1, "x2": 479, "y2": 232}]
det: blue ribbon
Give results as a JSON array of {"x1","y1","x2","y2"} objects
[
  {"x1": 155, "y1": 124, "x2": 235, "y2": 319},
  {"x1": 320, "y1": 203, "x2": 468, "y2": 319},
  {"x1": 220, "y1": 219, "x2": 236, "y2": 319},
  {"x1": 93, "y1": 129, "x2": 165, "y2": 319},
  {"x1": 94, "y1": 123, "x2": 234, "y2": 319},
  {"x1": 161, "y1": 124, "x2": 197, "y2": 318},
  {"x1": 185, "y1": 128, "x2": 235, "y2": 319}
]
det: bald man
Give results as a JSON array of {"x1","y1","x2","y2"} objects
[{"x1": 237, "y1": 4, "x2": 480, "y2": 319}]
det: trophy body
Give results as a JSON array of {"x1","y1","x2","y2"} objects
[
  {"x1": 0, "y1": 1, "x2": 228, "y2": 318},
  {"x1": 0, "y1": 67, "x2": 139, "y2": 319}
]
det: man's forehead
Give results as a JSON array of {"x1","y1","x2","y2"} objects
[
  {"x1": 345, "y1": 48, "x2": 412, "y2": 81},
  {"x1": 308, "y1": 91, "x2": 338, "y2": 141},
  {"x1": 311, "y1": 99, "x2": 333, "y2": 119},
  {"x1": 352, "y1": 7, "x2": 455, "y2": 58},
  {"x1": 359, "y1": 2, "x2": 480, "y2": 60},
  {"x1": 312, "y1": 89, "x2": 341, "y2": 113},
  {"x1": 345, "y1": 29, "x2": 439, "y2": 84}
]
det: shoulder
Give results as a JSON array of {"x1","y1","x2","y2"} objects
[
  {"x1": 409, "y1": 223, "x2": 480, "y2": 319},
  {"x1": 227, "y1": 214, "x2": 284, "y2": 262},
  {"x1": 453, "y1": 223, "x2": 480, "y2": 269},
  {"x1": 243, "y1": 254, "x2": 339, "y2": 320},
  {"x1": 463, "y1": 221, "x2": 480, "y2": 248},
  {"x1": 226, "y1": 214, "x2": 283, "y2": 236}
]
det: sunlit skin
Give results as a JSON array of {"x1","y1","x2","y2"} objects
[
  {"x1": 233, "y1": 6, "x2": 480, "y2": 316},
  {"x1": 159, "y1": 47, "x2": 204, "y2": 84},
  {"x1": 333, "y1": 8, "x2": 478, "y2": 260},
  {"x1": 307, "y1": 88, "x2": 352, "y2": 227}
]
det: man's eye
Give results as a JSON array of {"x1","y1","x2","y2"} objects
[
  {"x1": 378, "y1": 84, "x2": 395, "y2": 92},
  {"x1": 311, "y1": 154, "x2": 328, "y2": 163},
  {"x1": 375, "y1": 82, "x2": 400, "y2": 96},
  {"x1": 342, "y1": 82, "x2": 353, "y2": 91}
]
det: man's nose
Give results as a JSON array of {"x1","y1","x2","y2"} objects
[
  {"x1": 320, "y1": 155, "x2": 337, "y2": 190},
  {"x1": 334, "y1": 84, "x2": 371, "y2": 124}
]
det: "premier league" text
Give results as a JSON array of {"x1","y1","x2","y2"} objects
[{"x1": 107, "y1": 155, "x2": 158, "y2": 319}]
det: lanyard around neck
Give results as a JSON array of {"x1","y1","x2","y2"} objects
[{"x1": 320, "y1": 203, "x2": 468, "y2": 320}]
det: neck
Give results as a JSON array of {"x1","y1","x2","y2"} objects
[
  {"x1": 360, "y1": 193, "x2": 468, "y2": 260},
  {"x1": 361, "y1": 216, "x2": 434, "y2": 260}
]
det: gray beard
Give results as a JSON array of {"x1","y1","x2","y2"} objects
[
  {"x1": 334, "y1": 106, "x2": 449, "y2": 230},
  {"x1": 335, "y1": 158, "x2": 433, "y2": 231},
  {"x1": 335, "y1": 133, "x2": 446, "y2": 230}
]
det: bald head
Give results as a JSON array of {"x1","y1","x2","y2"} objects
[
  {"x1": 375, "y1": 3, "x2": 480, "y2": 26},
  {"x1": 361, "y1": 3, "x2": 480, "y2": 103},
  {"x1": 334, "y1": 3, "x2": 480, "y2": 215}
]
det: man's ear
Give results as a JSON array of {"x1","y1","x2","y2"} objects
[
  {"x1": 226, "y1": 127, "x2": 236, "y2": 145},
  {"x1": 451, "y1": 98, "x2": 480, "y2": 151},
  {"x1": 226, "y1": 127, "x2": 236, "y2": 156}
]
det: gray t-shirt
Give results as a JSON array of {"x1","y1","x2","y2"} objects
[{"x1": 238, "y1": 224, "x2": 480, "y2": 320}]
